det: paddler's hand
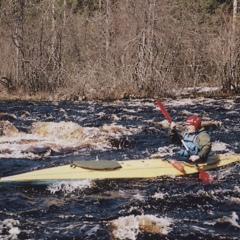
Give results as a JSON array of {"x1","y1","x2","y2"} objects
[
  {"x1": 170, "y1": 121, "x2": 177, "y2": 130},
  {"x1": 189, "y1": 155, "x2": 200, "y2": 162}
]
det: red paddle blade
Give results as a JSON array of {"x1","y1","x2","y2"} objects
[
  {"x1": 169, "y1": 159, "x2": 186, "y2": 174},
  {"x1": 198, "y1": 169, "x2": 213, "y2": 184},
  {"x1": 156, "y1": 100, "x2": 172, "y2": 123}
]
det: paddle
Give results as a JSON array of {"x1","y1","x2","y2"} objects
[
  {"x1": 156, "y1": 100, "x2": 213, "y2": 184},
  {"x1": 165, "y1": 158, "x2": 186, "y2": 174},
  {"x1": 153, "y1": 101, "x2": 185, "y2": 174}
]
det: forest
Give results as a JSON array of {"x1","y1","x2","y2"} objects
[{"x1": 0, "y1": 0, "x2": 239, "y2": 101}]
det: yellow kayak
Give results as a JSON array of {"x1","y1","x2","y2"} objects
[{"x1": 0, "y1": 154, "x2": 240, "y2": 183}]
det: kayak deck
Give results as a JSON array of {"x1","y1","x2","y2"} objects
[{"x1": 0, "y1": 154, "x2": 240, "y2": 183}]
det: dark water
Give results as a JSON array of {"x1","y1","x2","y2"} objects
[{"x1": 0, "y1": 98, "x2": 240, "y2": 240}]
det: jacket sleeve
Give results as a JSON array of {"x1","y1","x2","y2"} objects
[
  {"x1": 197, "y1": 132, "x2": 212, "y2": 160},
  {"x1": 168, "y1": 128, "x2": 182, "y2": 145}
]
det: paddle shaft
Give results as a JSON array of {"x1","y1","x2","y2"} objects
[{"x1": 157, "y1": 100, "x2": 198, "y2": 160}]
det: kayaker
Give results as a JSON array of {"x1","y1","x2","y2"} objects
[{"x1": 168, "y1": 116, "x2": 212, "y2": 163}]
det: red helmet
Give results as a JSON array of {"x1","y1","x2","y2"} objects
[{"x1": 186, "y1": 116, "x2": 201, "y2": 129}]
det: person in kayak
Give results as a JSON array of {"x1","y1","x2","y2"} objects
[{"x1": 168, "y1": 115, "x2": 212, "y2": 163}]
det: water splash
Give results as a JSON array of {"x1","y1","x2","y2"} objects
[
  {"x1": 47, "y1": 180, "x2": 93, "y2": 194},
  {"x1": 0, "y1": 219, "x2": 21, "y2": 239},
  {"x1": 109, "y1": 214, "x2": 173, "y2": 240}
]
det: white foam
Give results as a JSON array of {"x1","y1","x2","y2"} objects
[
  {"x1": 211, "y1": 141, "x2": 230, "y2": 152},
  {"x1": 152, "y1": 192, "x2": 168, "y2": 199},
  {"x1": 85, "y1": 225, "x2": 101, "y2": 236},
  {"x1": 132, "y1": 193, "x2": 145, "y2": 202},
  {"x1": 0, "y1": 219, "x2": 21, "y2": 239},
  {"x1": 47, "y1": 180, "x2": 93, "y2": 194},
  {"x1": 0, "y1": 121, "x2": 139, "y2": 158},
  {"x1": 215, "y1": 165, "x2": 238, "y2": 181},
  {"x1": 229, "y1": 197, "x2": 240, "y2": 204},
  {"x1": 212, "y1": 212, "x2": 240, "y2": 228},
  {"x1": 150, "y1": 145, "x2": 181, "y2": 158},
  {"x1": 110, "y1": 214, "x2": 173, "y2": 240}
]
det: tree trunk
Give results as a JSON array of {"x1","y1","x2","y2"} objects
[
  {"x1": 52, "y1": 0, "x2": 56, "y2": 53},
  {"x1": 233, "y1": 0, "x2": 237, "y2": 36},
  {"x1": 105, "y1": 0, "x2": 111, "y2": 60}
]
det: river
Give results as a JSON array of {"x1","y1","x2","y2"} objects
[{"x1": 0, "y1": 97, "x2": 239, "y2": 240}]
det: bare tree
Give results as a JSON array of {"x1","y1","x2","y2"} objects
[
  {"x1": 0, "y1": 0, "x2": 239, "y2": 100},
  {"x1": 222, "y1": 0, "x2": 239, "y2": 93}
]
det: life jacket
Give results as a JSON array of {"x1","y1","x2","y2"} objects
[{"x1": 179, "y1": 131, "x2": 206, "y2": 157}]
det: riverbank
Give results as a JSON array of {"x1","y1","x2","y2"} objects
[{"x1": 0, "y1": 86, "x2": 238, "y2": 102}]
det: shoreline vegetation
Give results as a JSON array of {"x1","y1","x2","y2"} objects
[
  {"x1": 0, "y1": 1, "x2": 239, "y2": 102},
  {"x1": 0, "y1": 86, "x2": 239, "y2": 102},
  {"x1": 0, "y1": 85, "x2": 239, "y2": 102}
]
